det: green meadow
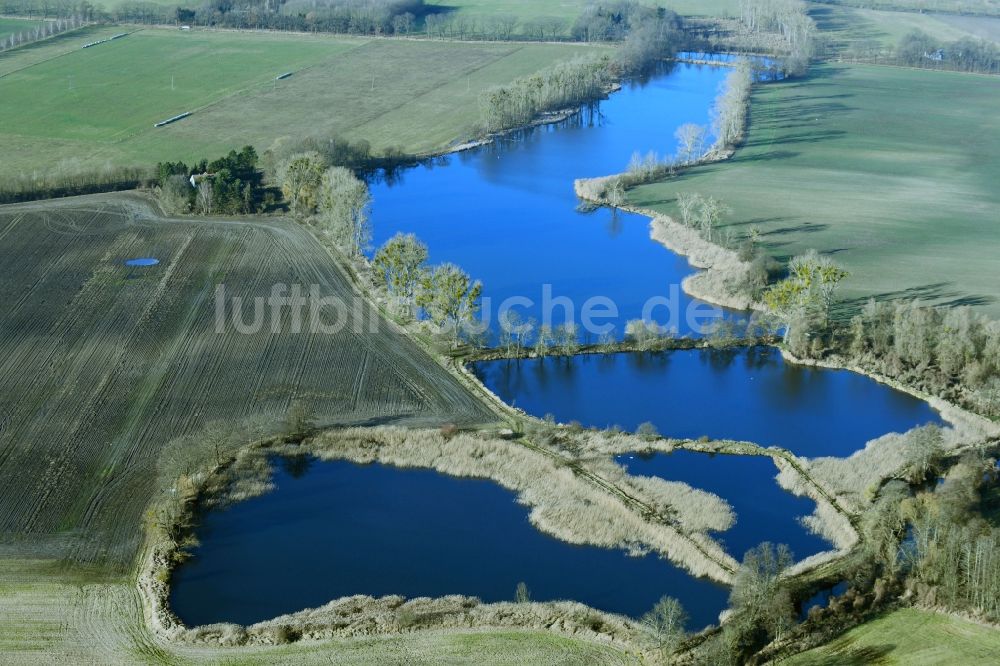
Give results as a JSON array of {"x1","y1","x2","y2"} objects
[
  {"x1": 0, "y1": 27, "x2": 603, "y2": 176},
  {"x1": 785, "y1": 608, "x2": 1000, "y2": 665},
  {"x1": 629, "y1": 62, "x2": 1000, "y2": 316}
]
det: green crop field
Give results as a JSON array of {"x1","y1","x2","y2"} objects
[
  {"x1": 0, "y1": 561, "x2": 632, "y2": 665},
  {"x1": 0, "y1": 194, "x2": 490, "y2": 572},
  {"x1": 0, "y1": 27, "x2": 604, "y2": 178},
  {"x1": 628, "y1": 63, "x2": 1000, "y2": 317},
  {"x1": 784, "y1": 608, "x2": 1000, "y2": 665},
  {"x1": 0, "y1": 18, "x2": 43, "y2": 40},
  {"x1": 811, "y1": 2, "x2": 1000, "y2": 53}
]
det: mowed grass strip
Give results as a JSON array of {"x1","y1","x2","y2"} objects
[
  {"x1": 628, "y1": 63, "x2": 1000, "y2": 316},
  {"x1": 783, "y1": 607, "x2": 1000, "y2": 665}
]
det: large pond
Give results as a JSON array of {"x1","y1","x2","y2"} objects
[
  {"x1": 473, "y1": 347, "x2": 942, "y2": 457},
  {"x1": 170, "y1": 459, "x2": 730, "y2": 629},
  {"x1": 368, "y1": 62, "x2": 732, "y2": 339},
  {"x1": 619, "y1": 450, "x2": 830, "y2": 561}
]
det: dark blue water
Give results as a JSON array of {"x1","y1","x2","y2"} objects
[
  {"x1": 473, "y1": 347, "x2": 942, "y2": 457},
  {"x1": 799, "y1": 581, "x2": 849, "y2": 619},
  {"x1": 369, "y1": 63, "x2": 731, "y2": 339},
  {"x1": 170, "y1": 459, "x2": 730, "y2": 629},
  {"x1": 618, "y1": 450, "x2": 830, "y2": 562},
  {"x1": 125, "y1": 257, "x2": 159, "y2": 266}
]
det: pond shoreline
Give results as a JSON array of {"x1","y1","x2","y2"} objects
[{"x1": 141, "y1": 427, "x2": 788, "y2": 652}]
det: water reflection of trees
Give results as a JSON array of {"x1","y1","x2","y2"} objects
[
  {"x1": 280, "y1": 454, "x2": 313, "y2": 479},
  {"x1": 625, "y1": 350, "x2": 672, "y2": 372}
]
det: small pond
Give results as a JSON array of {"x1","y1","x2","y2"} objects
[
  {"x1": 125, "y1": 257, "x2": 159, "y2": 266},
  {"x1": 170, "y1": 459, "x2": 730, "y2": 629},
  {"x1": 473, "y1": 346, "x2": 942, "y2": 457}
]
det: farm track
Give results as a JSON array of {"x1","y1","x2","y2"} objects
[{"x1": 0, "y1": 193, "x2": 492, "y2": 570}]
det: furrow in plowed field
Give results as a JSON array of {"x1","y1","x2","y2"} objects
[{"x1": 0, "y1": 194, "x2": 491, "y2": 570}]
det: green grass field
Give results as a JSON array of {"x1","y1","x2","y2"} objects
[
  {"x1": 628, "y1": 63, "x2": 1000, "y2": 317},
  {"x1": 784, "y1": 608, "x2": 1000, "y2": 665},
  {"x1": 0, "y1": 17, "x2": 43, "y2": 41},
  {"x1": 0, "y1": 561, "x2": 633, "y2": 665},
  {"x1": 811, "y1": 2, "x2": 1000, "y2": 53},
  {"x1": 0, "y1": 27, "x2": 603, "y2": 177}
]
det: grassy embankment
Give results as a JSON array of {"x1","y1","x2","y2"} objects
[
  {"x1": 782, "y1": 607, "x2": 1000, "y2": 665},
  {"x1": 627, "y1": 62, "x2": 1000, "y2": 317},
  {"x1": 0, "y1": 27, "x2": 606, "y2": 178}
]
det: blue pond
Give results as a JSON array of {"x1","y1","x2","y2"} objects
[
  {"x1": 170, "y1": 459, "x2": 730, "y2": 629},
  {"x1": 125, "y1": 257, "x2": 159, "y2": 266},
  {"x1": 473, "y1": 347, "x2": 943, "y2": 457},
  {"x1": 618, "y1": 450, "x2": 831, "y2": 562},
  {"x1": 368, "y1": 62, "x2": 732, "y2": 339}
]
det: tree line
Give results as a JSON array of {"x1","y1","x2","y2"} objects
[
  {"x1": 811, "y1": 0, "x2": 1000, "y2": 18},
  {"x1": 477, "y1": 11, "x2": 686, "y2": 135},
  {"x1": 738, "y1": 0, "x2": 816, "y2": 76},
  {"x1": 571, "y1": 2, "x2": 679, "y2": 43},
  {"x1": 841, "y1": 30, "x2": 1000, "y2": 75},
  {"x1": 156, "y1": 146, "x2": 272, "y2": 215},
  {"x1": 0, "y1": 162, "x2": 154, "y2": 204},
  {"x1": 0, "y1": 0, "x2": 694, "y2": 45},
  {"x1": 841, "y1": 451, "x2": 1000, "y2": 630},
  {"x1": 273, "y1": 150, "x2": 372, "y2": 257},
  {"x1": 371, "y1": 232, "x2": 482, "y2": 347},
  {"x1": 0, "y1": 15, "x2": 85, "y2": 51},
  {"x1": 906, "y1": 456, "x2": 1000, "y2": 621},
  {"x1": 0, "y1": 0, "x2": 428, "y2": 33},
  {"x1": 762, "y1": 252, "x2": 1000, "y2": 420},
  {"x1": 477, "y1": 56, "x2": 616, "y2": 134}
]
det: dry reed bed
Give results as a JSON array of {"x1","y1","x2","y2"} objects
[
  {"x1": 304, "y1": 427, "x2": 740, "y2": 579},
  {"x1": 141, "y1": 425, "x2": 877, "y2": 650},
  {"x1": 140, "y1": 426, "x2": 754, "y2": 651},
  {"x1": 177, "y1": 594, "x2": 644, "y2": 648},
  {"x1": 573, "y1": 177, "x2": 758, "y2": 313}
]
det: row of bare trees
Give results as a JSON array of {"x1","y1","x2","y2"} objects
[
  {"x1": 425, "y1": 13, "x2": 563, "y2": 41},
  {"x1": 371, "y1": 233, "x2": 482, "y2": 346},
  {"x1": 478, "y1": 56, "x2": 614, "y2": 134},
  {"x1": 277, "y1": 152, "x2": 372, "y2": 257},
  {"x1": 738, "y1": 0, "x2": 816, "y2": 75},
  {"x1": 0, "y1": 15, "x2": 84, "y2": 51},
  {"x1": 712, "y1": 58, "x2": 755, "y2": 150}
]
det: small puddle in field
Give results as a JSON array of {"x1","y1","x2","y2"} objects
[{"x1": 125, "y1": 257, "x2": 159, "y2": 266}]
